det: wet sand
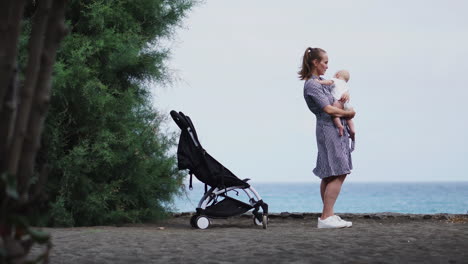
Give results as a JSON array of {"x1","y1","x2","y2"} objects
[{"x1": 32, "y1": 213, "x2": 468, "y2": 263}]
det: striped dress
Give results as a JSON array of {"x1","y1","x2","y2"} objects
[{"x1": 303, "y1": 75, "x2": 353, "y2": 179}]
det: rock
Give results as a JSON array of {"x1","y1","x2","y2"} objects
[
  {"x1": 290, "y1": 213, "x2": 305, "y2": 219},
  {"x1": 280, "y1": 212, "x2": 290, "y2": 218},
  {"x1": 179, "y1": 212, "x2": 192, "y2": 217},
  {"x1": 397, "y1": 215, "x2": 411, "y2": 220},
  {"x1": 268, "y1": 214, "x2": 281, "y2": 219},
  {"x1": 409, "y1": 215, "x2": 419, "y2": 220},
  {"x1": 303, "y1": 213, "x2": 321, "y2": 218},
  {"x1": 436, "y1": 214, "x2": 448, "y2": 220}
]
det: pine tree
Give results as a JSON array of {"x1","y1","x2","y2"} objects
[{"x1": 25, "y1": 0, "x2": 196, "y2": 226}]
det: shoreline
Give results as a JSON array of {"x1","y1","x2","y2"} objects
[{"x1": 172, "y1": 212, "x2": 468, "y2": 222}]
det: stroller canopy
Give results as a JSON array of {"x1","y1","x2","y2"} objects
[{"x1": 171, "y1": 111, "x2": 249, "y2": 189}]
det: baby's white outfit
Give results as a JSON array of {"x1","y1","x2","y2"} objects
[
  {"x1": 331, "y1": 77, "x2": 355, "y2": 151},
  {"x1": 331, "y1": 78, "x2": 351, "y2": 110}
]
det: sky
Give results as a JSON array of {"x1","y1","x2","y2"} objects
[{"x1": 154, "y1": 0, "x2": 468, "y2": 182}]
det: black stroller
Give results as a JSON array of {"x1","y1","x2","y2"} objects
[{"x1": 170, "y1": 110, "x2": 268, "y2": 229}]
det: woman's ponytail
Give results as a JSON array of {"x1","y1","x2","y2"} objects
[{"x1": 298, "y1": 47, "x2": 326, "y2": 80}]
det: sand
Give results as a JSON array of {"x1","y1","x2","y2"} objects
[{"x1": 30, "y1": 213, "x2": 468, "y2": 263}]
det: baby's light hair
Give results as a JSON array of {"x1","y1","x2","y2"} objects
[{"x1": 336, "y1": 70, "x2": 350, "y2": 82}]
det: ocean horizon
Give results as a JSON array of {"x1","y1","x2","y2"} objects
[{"x1": 170, "y1": 181, "x2": 468, "y2": 214}]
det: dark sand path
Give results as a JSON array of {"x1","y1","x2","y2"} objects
[{"x1": 33, "y1": 213, "x2": 468, "y2": 263}]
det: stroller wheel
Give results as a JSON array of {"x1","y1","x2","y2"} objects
[
  {"x1": 190, "y1": 215, "x2": 198, "y2": 228},
  {"x1": 195, "y1": 215, "x2": 210, "y2": 229},
  {"x1": 262, "y1": 215, "x2": 268, "y2": 229},
  {"x1": 253, "y1": 215, "x2": 262, "y2": 226}
]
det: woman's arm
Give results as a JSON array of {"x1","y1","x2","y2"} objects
[
  {"x1": 323, "y1": 105, "x2": 355, "y2": 118},
  {"x1": 306, "y1": 79, "x2": 353, "y2": 118}
]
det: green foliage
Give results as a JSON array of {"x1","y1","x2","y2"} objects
[
  {"x1": 1, "y1": 172, "x2": 19, "y2": 200},
  {"x1": 1, "y1": 173, "x2": 52, "y2": 262},
  {"x1": 22, "y1": 0, "x2": 196, "y2": 226}
]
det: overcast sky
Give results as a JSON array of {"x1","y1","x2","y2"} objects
[{"x1": 154, "y1": 0, "x2": 468, "y2": 182}]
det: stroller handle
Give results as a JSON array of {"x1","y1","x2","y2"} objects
[{"x1": 170, "y1": 110, "x2": 190, "y2": 130}]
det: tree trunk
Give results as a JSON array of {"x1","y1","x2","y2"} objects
[
  {"x1": 0, "y1": 65, "x2": 18, "y2": 171},
  {"x1": 0, "y1": 0, "x2": 26, "y2": 113},
  {"x1": 7, "y1": 0, "x2": 53, "y2": 194},
  {"x1": 1, "y1": 1, "x2": 69, "y2": 263},
  {"x1": 18, "y1": 0, "x2": 68, "y2": 196}
]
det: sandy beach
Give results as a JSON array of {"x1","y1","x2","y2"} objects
[{"x1": 31, "y1": 213, "x2": 468, "y2": 263}]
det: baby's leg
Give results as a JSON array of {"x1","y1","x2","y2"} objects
[
  {"x1": 332, "y1": 101, "x2": 344, "y2": 136},
  {"x1": 346, "y1": 119, "x2": 355, "y2": 141},
  {"x1": 343, "y1": 102, "x2": 355, "y2": 140}
]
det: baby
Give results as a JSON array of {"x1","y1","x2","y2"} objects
[{"x1": 317, "y1": 70, "x2": 355, "y2": 139}]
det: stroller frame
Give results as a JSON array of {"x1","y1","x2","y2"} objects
[{"x1": 171, "y1": 110, "x2": 268, "y2": 229}]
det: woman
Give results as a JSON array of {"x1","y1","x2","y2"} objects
[{"x1": 299, "y1": 47, "x2": 355, "y2": 228}]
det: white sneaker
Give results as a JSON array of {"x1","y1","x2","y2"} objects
[
  {"x1": 333, "y1": 215, "x2": 352, "y2": 228},
  {"x1": 317, "y1": 216, "x2": 347, "y2": 228}
]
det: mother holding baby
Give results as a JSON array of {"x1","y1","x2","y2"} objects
[{"x1": 299, "y1": 47, "x2": 356, "y2": 229}]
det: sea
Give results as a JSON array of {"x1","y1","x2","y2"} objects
[{"x1": 170, "y1": 181, "x2": 468, "y2": 214}]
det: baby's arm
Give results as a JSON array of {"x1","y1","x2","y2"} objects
[
  {"x1": 340, "y1": 92, "x2": 350, "y2": 103},
  {"x1": 316, "y1": 79, "x2": 334, "y2": 85}
]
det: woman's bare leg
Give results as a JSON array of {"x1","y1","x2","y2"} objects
[
  {"x1": 320, "y1": 178, "x2": 332, "y2": 202},
  {"x1": 320, "y1": 179, "x2": 326, "y2": 202},
  {"x1": 320, "y1": 174, "x2": 347, "y2": 219}
]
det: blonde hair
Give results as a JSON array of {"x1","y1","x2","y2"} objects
[{"x1": 335, "y1": 70, "x2": 350, "y2": 82}]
